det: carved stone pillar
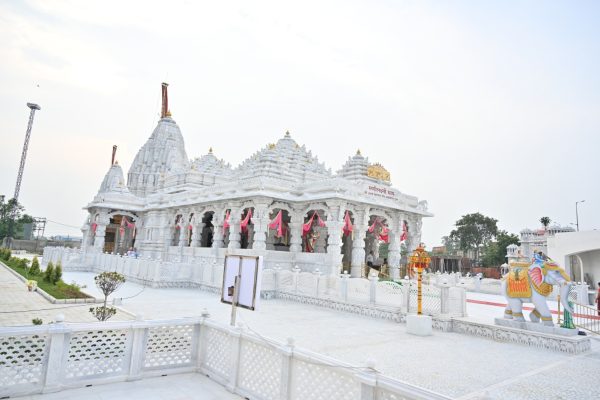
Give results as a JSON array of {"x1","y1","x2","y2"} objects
[
  {"x1": 93, "y1": 212, "x2": 110, "y2": 252},
  {"x1": 211, "y1": 210, "x2": 225, "y2": 250},
  {"x1": 289, "y1": 214, "x2": 303, "y2": 253},
  {"x1": 387, "y1": 213, "x2": 402, "y2": 280},
  {"x1": 351, "y1": 209, "x2": 368, "y2": 278},
  {"x1": 251, "y1": 203, "x2": 270, "y2": 251},
  {"x1": 326, "y1": 205, "x2": 344, "y2": 275},
  {"x1": 227, "y1": 209, "x2": 242, "y2": 250},
  {"x1": 191, "y1": 221, "x2": 203, "y2": 248}
]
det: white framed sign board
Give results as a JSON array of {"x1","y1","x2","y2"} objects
[{"x1": 221, "y1": 255, "x2": 262, "y2": 325}]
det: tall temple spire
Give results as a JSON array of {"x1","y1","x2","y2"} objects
[{"x1": 161, "y1": 82, "x2": 169, "y2": 118}]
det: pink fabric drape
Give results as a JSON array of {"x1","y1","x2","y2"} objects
[
  {"x1": 400, "y1": 222, "x2": 407, "y2": 242},
  {"x1": 223, "y1": 210, "x2": 230, "y2": 230},
  {"x1": 240, "y1": 209, "x2": 253, "y2": 233},
  {"x1": 342, "y1": 211, "x2": 353, "y2": 237},
  {"x1": 91, "y1": 223, "x2": 97, "y2": 234},
  {"x1": 268, "y1": 210, "x2": 285, "y2": 237}
]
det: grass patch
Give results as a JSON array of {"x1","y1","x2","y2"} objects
[{"x1": 1, "y1": 258, "x2": 90, "y2": 299}]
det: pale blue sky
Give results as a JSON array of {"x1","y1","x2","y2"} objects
[{"x1": 0, "y1": 0, "x2": 598, "y2": 244}]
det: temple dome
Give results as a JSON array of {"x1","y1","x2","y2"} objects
[
  {"x1": 337, "y1": 150, "x2": 392, "y2": 186},
  {"x1": 98, "y1": 163, "x2": 128, "y2": 194},
  {"x1": 191, "y1": 148, "x2": 233, "y2": 177},
  {"x1": 127, "y1": 116, "x2": 190, "y2": 196},
  {"x1": 234, "y1": 131, "x2": 331, "y2": 183}
]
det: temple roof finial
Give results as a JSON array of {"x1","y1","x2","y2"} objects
[
  {"x1": 356, "y1": 149, "x2": 361, "y2": 156},
  {"x1": 209, "y1": 147, "x2": 213, "y2": 153},
  {"x1": 161, "y1": 82, "x2": 169, "y2": 118},
  {"x1": 285, "y1": 130, "x2": 290, "y2": 137}
]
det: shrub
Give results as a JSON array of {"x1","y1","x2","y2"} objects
[
  {"x1": 32, "y1": 318, "x2": 43, "y2": 325},
  {"x1": 18, "y1": 258, "x2": 30, "y2": 269},
  {"x1": 29, "y1": 257, "x2": 41, "y2": 275},
  {"x1": 89, "y1": 306, "x2": 117, "y2": 322},
  {"x1": 53, "y1": 262, "x2": 62, "y2": 284},
  {"x1": 44, "y1": 262, "x2": 54, "y2": 283},
  {"x1": 0, "y1": 248, "x2": 11, "y2": 261}
]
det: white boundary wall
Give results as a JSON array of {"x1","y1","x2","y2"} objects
[{"x1": 0, "y1": 316, "x2": 451, "y2": 400}]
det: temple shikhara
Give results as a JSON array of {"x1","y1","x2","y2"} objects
[{"x1": 81, "y1": 83, "x2": 432, "y2": 278}]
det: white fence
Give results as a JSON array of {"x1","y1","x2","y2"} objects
[
  {"x1": 263, "y1": 269, "x2": 466, "y2": 318},
  {"x1": 43, "y1": 247, "x2": 467, "y2": 318},
  {"x1": 0, "y1": 317, "x2": 451, "y2": 400}
]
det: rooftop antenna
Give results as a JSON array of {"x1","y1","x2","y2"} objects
[{"x1": 5, "y1": 102, "x2": 41, "y2": 248}]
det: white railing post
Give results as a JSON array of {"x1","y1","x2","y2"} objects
[
  {"x1": 314, "y1": 269, "x2": 322, "y2": 298},
  {"x1": 341, "y1": 272, "x2": 350, "y2": 302},
  {"x1": 439, "y1": 284, "x2": 450, "y2": 315},
  {"x1": 227, "y1": 326, "x2": 242, "y2": 393},
  {"x1": 369, "y1": 276, "x2": 378, "y2": 305},
  {"x1": 357, "y1": 359, "x2": 377, "y2": 400},
  {"x1": 274, "y1": 267, "x2": 280, "y2": 297},
  {"x1": 196, "y1": 309, "x2": 210, "y2": 371},
  {"x1": 403, "y1": 278, "x2": 410, "y2": 313},
  {"x1": 127, "y1": 316, "x2": 147, "y2": 381},
  {"x1": 293, "y1": 266, "x2": 300, "y2": 294},
  {"x1": 42, "y1": 315, "x2": 70, "y2": 393},
  {"x1": 279, "y1": 337, "x2": 295, "y2": 400}
]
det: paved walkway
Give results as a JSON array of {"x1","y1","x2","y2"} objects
[
  {"x1": 0, "y1": 263, "x2": 132, "y2": 326},
  {"x1": 17, "y1": 373, "x2": 242, "y2": 400}
]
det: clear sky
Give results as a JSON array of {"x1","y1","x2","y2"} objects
[{"x1": 0, "y1": 0, "x2": 598, "y2": 244}]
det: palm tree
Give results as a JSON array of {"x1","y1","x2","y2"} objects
[{"x1": 540, "y1": 216, "x2": 551, "y2": 230}]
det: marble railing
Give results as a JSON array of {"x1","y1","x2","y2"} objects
[
  {"x1": 264, "y1": 269, "x2": 466, "y2": 318},
  {"x1": 0, "y1": 316, "x2": 452, "y2": 400},
  {"x1": 42, "y1": 247, "x2": 467, "y2": 318}
]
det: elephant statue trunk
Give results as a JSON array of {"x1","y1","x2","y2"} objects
[{"x1": 559, "y1": 281, "x2": 574, "y2": 315}]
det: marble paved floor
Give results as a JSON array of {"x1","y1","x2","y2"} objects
[
  {"x1": 59, "y1": 271, "x2": 600, "y2": 400},
  {"x1": 16, "y1": 373, "x2": 242, "y2": 400}
]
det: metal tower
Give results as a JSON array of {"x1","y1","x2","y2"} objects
[
  {"x1": 14, "y1": 103, "x2": 41, "y2": 201},
  {"x1": 4, "y1": 103, "x2": 41, "y2": 248}
]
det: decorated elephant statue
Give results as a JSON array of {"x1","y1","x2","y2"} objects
[{"x1": 501, "y1": 253, "x2": 573, "y2": 326}]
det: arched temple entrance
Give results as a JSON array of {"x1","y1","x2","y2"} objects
[
  {"x1": 200, "y1": 211, "x2": 214, "y2": 248},
  {"x1": 104, "y1": 214, "x2": 137, "y2": 255},
  {"x1": 302, "y1": 209, "x2": 328, "y2": 253},
  {"x1": 267, "y1": 208, "x2": 291, "y2": 251}
]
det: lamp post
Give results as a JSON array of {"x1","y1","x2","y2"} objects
[
  {"x1": 408, "y1": 243, "x2": 431, "y2": 315},
  {"x1": 575, "y1": 200, "x2": 585, "y2": 232}
]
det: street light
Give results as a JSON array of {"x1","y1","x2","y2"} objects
[{"x1": 575, "y1": 200, "x2": 585, "y2": 232}]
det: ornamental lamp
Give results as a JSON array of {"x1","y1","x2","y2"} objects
[{"x1": 408, "y1": 244, "x2": 431, "y2": 315}]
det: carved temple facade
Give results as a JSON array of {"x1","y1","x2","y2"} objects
[{"x1": 80, "y1": 84, "x2": 432, "y2": 278}]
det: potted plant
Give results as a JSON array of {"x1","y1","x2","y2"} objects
[{"x1": 26, "y1": 280, "x2": 37, "y2": 292}]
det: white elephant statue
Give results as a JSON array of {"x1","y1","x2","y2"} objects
[{"x1": 501, "y1": 255, "x2": 573, "y2": 326}]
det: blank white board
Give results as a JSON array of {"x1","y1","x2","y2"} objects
[{"x1": 221, "y1": 255, "x2": 262, "y2": 310}]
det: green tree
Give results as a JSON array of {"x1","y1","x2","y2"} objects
[
  {"x1": 540, "y1": 216, "x2": 551, "y2": 230},
  {"x1": 44, "y1": 262, "x2": 54, "y2": 283},
  {"x1": 52, "y1": 262, "x2": 62, "y2": 284},
  {"x1": 0, "y1": 195, "x2": 34, "y2": 240},
  {"x1": 89, "y1": 271, "x2": 126, "y2": 322},
  {"x1": 29, "y1": 256, "x2": 41, "y2": 275},
  {"x1": 450, "y1": 213, "x2": 498, "y2": 262},
  {"x1": 482, "y1": 230, "x2": 520, "y2": 267}
]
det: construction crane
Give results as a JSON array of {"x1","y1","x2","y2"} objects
[{"x1": 5, "y1": 103, "x2": 41, "y2": 248}]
